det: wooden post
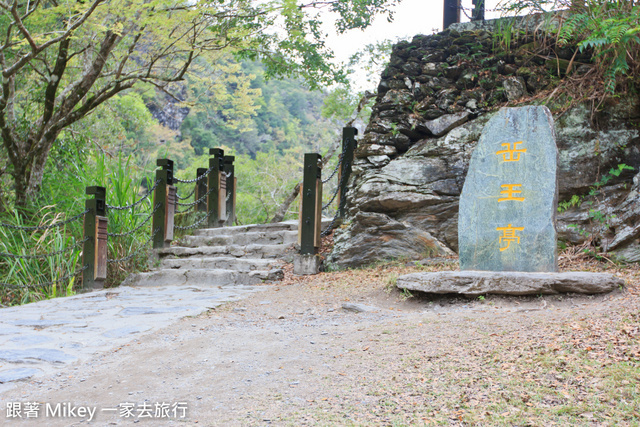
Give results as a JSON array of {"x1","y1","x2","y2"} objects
[
  {"x1": 207, "y1": 148, "x2": 224, "y2": 228},
  {"x1": 338, "y1": 127, "x2": 358, "y2": 219},
  {"x1": 299, "y1": 153, "x2": 322, "y2": 255},
  {"x1": 196, "y1": 168, "x2": 208, "y2": 212},
  {"x1": 472, "y1": 0, "x2": 484, "y2": 21},
  {"x1": 152, "y1": 159, "x2": 174, "y2": 249},
  {"x1": 443, "y1": 0, "x2": 460, "y2": 29},
  {"x1": 223, "y1": 155, "x2": 235, "y2": 226},
  {"x1": 82, "y1": 186, "x2": 107, "y2": 290}
]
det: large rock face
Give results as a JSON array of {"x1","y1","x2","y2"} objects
[{"x1": 328, "y1": 20, "x2": 640, "y2": 269}]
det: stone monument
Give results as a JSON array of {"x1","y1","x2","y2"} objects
[
  {"x1": 458, "y1": 105, "x2": 557, "y2": 272},
  {"x1": 396, "y1": 106, "x2": 624, "y2": 295}
]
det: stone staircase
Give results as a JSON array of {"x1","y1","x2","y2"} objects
[{"x1": 123, "y1": 219, "x2": 326, "y2": 287}]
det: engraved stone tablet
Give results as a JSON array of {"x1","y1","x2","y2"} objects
[{"x1": 459, "y1": 106, "x2": 558, "y2": 272}]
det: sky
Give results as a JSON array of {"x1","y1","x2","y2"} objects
[{"x1": 325, "y1": 0, "x2": 505, "y2": 63}]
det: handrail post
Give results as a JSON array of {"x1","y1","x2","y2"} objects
[
  {"x1": 472, "y1": 0, "x2": 484, "y2": 21},
  {"x1": 338, "y1": 127, "x2": 358, "y2": 219},
  {"x1": 207, "y1": 148, "x2": 225, "y2": 228},
  {"x1": 300, "y1": 153, "x2": 322, "y2": 255},
  {"x1": 294, "y1": 153, "x2": 322, "y2": 275},
  {"x1": 223, "y1": 155, "x2": 236, "y2": 226},
  {"x1": 83, "y1": 186, "x2": 107, "y2": 291},
  {"x1": 443, "y1": 0, "x2": 460, "y2": 29},
  {"x1": 153, "y1": 159, "x2": 175, "y2": 249},
  {"x1": 196, "y1": 168, "x2": 208, "y2": 212}
]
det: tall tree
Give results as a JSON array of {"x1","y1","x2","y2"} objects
[{"x1": 0, "y1": 0, "x2": 399, "y2": 208}]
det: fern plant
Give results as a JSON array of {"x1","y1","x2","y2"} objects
[
  {"x1": 556, "y1": 0, "x2": 640, "y2": 94},
  {"x1": 499, "y1": 0, "x2": 639, "y2": 95}
]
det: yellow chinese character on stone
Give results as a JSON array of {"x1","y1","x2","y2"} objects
[
  {"x1": 498, "y1": 184, "x2": 525, "y2": 202},
  {"x1": 496, "y1": 141, "x2": 527, "y2": 162},
  {"x1": 496, "y1": 224, "x2": 524, "y2": 252}
]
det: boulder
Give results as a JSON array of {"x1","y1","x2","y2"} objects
[{"x1": 328, "y1": 212, "x2": 453, "y2": 269}]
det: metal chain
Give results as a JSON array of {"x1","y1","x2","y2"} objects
[
  {"x1": 0, "y1": 237, "x2": 89, "y2": 260},
  {"x1": 175, "y1": 205, "x2": 194, "y2": 215},
  {"x1": 322, "y1": 185, "x2": 341, "y2": 211},
  {"x1": 0, "y1": 265, "x2": 88, "y2": 290},
  {"x1": 176, "y1": 185, "x2": 214, "y2": 208},
  {"x1": 174, "y1": 210, "x2": 212, "y2": 231},
  {"x1": 322, "y1": 153, "x2": 343, "y2": 184},
  {"x1": 107, "y1": 228, "x2": 159, "y2": 264},
  {"x1": 321, "y1": 209, "x2": 341, "y2": 238},
  {"x1": 453, "y1": 5, "x2": 501, "y2": 13},
  {"x1": 173, "y1": 166, "x2": 214, "y2": 184},
  {"x1": 175, "y1": 187, "x2": 196, "y2": 200},
  {"x1": 322, "y1": 146, "x2": 348, "y2": 209},
  {"x1": 107, "y1": 203, "x2": 161, "y2": 238},
  {"x1": 0, "y1": 209, "x2": 89, "y2": 232},
  {"x1": 106, "y1": 179, "x2": 160, "y2": 211},
  {"x1": 321, "y1": 161, "x2": 350, "y2": 237}
]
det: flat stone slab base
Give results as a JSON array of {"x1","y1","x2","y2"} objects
[{"x1": 397, "y1": 271, "x2": 624, "y2": 296}]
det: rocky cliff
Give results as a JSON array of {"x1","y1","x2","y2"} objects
[{"x1": 328, "y1": 17, "x2": 640, "y2": 268}]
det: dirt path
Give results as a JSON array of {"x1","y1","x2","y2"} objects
[{"x1": 3, "y1": 259, "x2": 640, "y2": 426}]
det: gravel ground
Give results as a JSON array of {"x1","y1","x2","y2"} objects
[{"x1": 2, "y1": 257, "x2": 639, "y2": 426}]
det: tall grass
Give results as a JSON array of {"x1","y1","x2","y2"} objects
[
  {"x1": 0, "y1": 153, "x2": 159, "y2": 306},
  {"x1": 0, "y1": 209, "x2": 83, "y2": 305}
]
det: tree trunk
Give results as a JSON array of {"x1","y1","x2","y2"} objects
[
  {"x1": 12, "y1": 134, "x2": 55, "y2": 210},
  {"x1": 270, "y1": 182, "x2": 301, "y2": 223}
]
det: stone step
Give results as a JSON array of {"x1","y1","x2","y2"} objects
[
  {"x1": 122, "y1": 268, "x2": 284, "y2": 288},
  {"x1": 160, "y1": 257, "x2": 279, "y2": 272},
  {"x1": 193, "y1": 220, "x2": 300, "y2": 236},
  {"x1": 159, "y1": 243, "x2": 296, "y2": 259},
  {"x1": 180, "y1": 230, "x2": 299, "y2": 247},
  {"x1": 191, "y1": 218, "x2": 333, "y2": 237}
]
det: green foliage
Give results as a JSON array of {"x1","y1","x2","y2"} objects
[
  {"x1": 234, "y1": 150, "x2": 303, "y2": 224},
  {"x1": 322, "y1": 40, "x2": 393, "y2": 124},
  {"x1": 0, "y1": 209, "x2": 82, "y2": 305},
  {"x1": 558, "y1": 194, "x2": 583, "y2": 212},
  {"x1": 557, "y1": 1, "x2": 640, "y2": 94},
  {"x1": 0, "y1": 152, "x2": 158, "y2": 306},
  {"x1": 1, "y1": 0, "x2": 400, "y2": 209},
  {"x1": 180, "y1": 60, "x2": 337, "y2": 157},
  {"x1": 492, "y1": 17, "x2": 519, "y2": 54},
  {"x1": 500, "y1": 0, "x2": 640, "y2": 95},
  {"x1": 561, "y1": 163, "x2": 634, "y2": 248}
]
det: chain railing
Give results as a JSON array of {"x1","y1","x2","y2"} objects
[
  {"x1": 107, "y1": 203, "x2": 161, "y2": 238},
  {"x1": 175, "y1": 187, "x2": 196, "y2": 200},
  {"x1": 106, "y1": 179, "x2": 160, "y2": 211},
  {"x1": 0, "y1": 237, "x2": 89, "y2": 260},
  {"x1": 0, "y1": 209, "x2": 88, "y2": 231},
  {"x1": 174, "y1": 210, "x2": 214, "y2": 230},
  {"x1": 173, "y1": 165, "x2": 214, "y2": 184},
  {"x1": 107, "y1": 228, "x2": 160, "y2": 264},
  {"x1": 321, "y1": 157, "x2": 351, "y2": 238},
  {"x1": 0, "y1": 207, "x2": 90, "y2": 292},
  {"x1": 295, "y1": 127, "x2": 358, "y2": 274},
  {"x1": 0, "y1": 147, "x2": 236, "y2": 296}
]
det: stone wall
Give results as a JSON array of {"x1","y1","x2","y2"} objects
[{"x1": 328, "y1": 18, "x2": 640, "y2": 268}]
